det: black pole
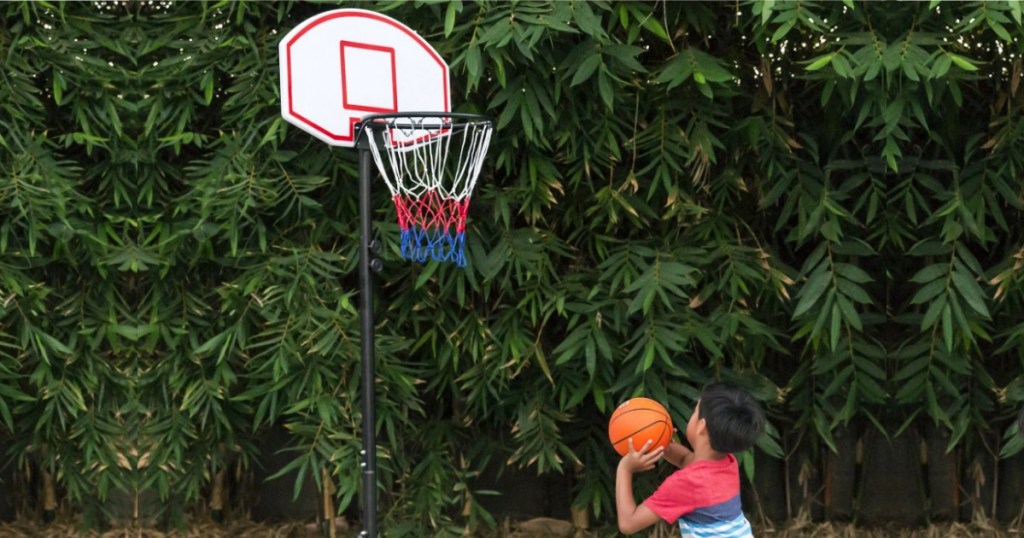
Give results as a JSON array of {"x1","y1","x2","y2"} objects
[{"x1": 358, "y1": 144, "x2": 378, "y2": 537}]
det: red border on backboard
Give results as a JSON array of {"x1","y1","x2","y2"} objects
[
  {"x1": 340, "y1": 41, "x2": 398, "y2": 113},
  {"x1": 285, "y1": 10, "x2": 450, "y2": 144}
]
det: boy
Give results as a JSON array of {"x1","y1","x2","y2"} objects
[{"x1": 616, "y1": 383, "x2": 765, "y2": 537}]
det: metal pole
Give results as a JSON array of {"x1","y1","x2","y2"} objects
[{"x1": 358, "y1": 144, "x2": 378, "y2": 537}]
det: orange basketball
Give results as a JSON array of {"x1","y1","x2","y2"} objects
[{"x1": 608, "y1": 397, "x2": 673, "y2": 456}]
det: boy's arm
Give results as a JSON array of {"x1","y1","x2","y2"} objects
[
  {"x1": 615, "y1": 440, "x2": 664, "y2": 535},
  {"x1": 664, "y1": 441, "x2": 694, "y2": 469}
]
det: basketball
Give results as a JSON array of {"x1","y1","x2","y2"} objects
[{"x1": 608, "y1": 397, "x2": 673, "y2": 456}]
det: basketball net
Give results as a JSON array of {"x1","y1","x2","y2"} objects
[{"x1": 363, "y1": 115, "x2": 492, "y2": 267}]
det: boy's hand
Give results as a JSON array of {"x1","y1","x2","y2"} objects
[
  {"x1": 618, "y1": 438, "x2": 665, "y2": 473},
  {"x1": 615, "y1": 439, "x2": 663, "y2": 534}
]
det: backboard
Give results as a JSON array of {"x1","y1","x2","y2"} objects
[{"x1": 279, "y1": 9, "x2": 450, "y2": 147}]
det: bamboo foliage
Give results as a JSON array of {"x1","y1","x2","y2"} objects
[{"x1": 1, "y1": 0, "x2": 1023, "y2": 534}]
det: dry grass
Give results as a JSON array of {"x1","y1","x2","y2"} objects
[
  {"x1": 753, "y1": 522, "x2": 1022, "y2": 538},
  {"x1": 0, "y1": 519, "x2": 318, "y2": 538}
]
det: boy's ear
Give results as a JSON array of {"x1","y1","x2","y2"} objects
[{"x1": 695, "y1": 418, "x2": 708, "y2": 437}]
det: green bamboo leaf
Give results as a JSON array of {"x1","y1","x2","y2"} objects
[
  {"x1": 837, "y1": 294, "x2": 861, "y2": 331},
  {"x1": 640, "y1": 14, "x2": 669, "y2": 42},
  {"x1": 604, "y1": 44, "x2": 646, "y2": 72},
  {"x1": 37, "y1": 331, "x2": 72, "y2": 356},
  {"x1": 837, "y1": 278, "x2": 872, "y2": 304},
  {"x1": 835, "y1": 383, "x2": 858, "y2": 425},
  {"x1": 930, "y1": 364, "x2": 961, "y2": 399},
  {"x1": 948, "y1": 296, "x2": 975, "y2": 348},
  {"x1": 202, "y1": 70, "x2": 214, "y2": 105},
  {"x1": 882, "y1": 44, "x2": 902, "y2": 71},
  {"x1": 921, "y1": 293, "x2": 947, "y2": 330},
  {"x1": 799, "y1": 243, "x2": 829, "y2": 275},
  {"x1": 761, "y1": 0, "x2": 776, "y2": 23},
  {"x1": 822, "y1": 365, "x2": 854, "y2": 399},
  {"x1": 951, "y1": 270, "x2": 990, "y2": 318},
  {"x1": 835, "y1": 263, "x2": 873, "y2": 284},
  {"x1": 771, "y1": 18, "x2": 797, "y2": 43},
  {"x1": 656, "y1": 54, "x2": 693, "y2": 88},
  {"x1": 930, "y1": 52, "x2": 951, "y2": 79},
  {"x1": 53, "y1": 70, "x2": 65, "y2": 105},
  {"x1": 902, "y1": 60, "x2": 920, "y2": 81},
  {"x1": 947, "y1": 410, "x2": 972, "y2": 451},
  {"x1": 911, "y1": 279, "x2": 947, "y2": 305},
  {"x1": 857, "y1": 374, "x2": 887, "y2": 402},
  {"x1": 955, "y1": 243, "x2": 984, "y2": 275},
  {"x1": 895, "y1": 357, "x2": 929, "y2": 382},
  {"x1": 896, "y1": 377, "x2": 926, "y2": 403},
  {"x1": 571, "y1": 54, "x2": 602, "y2": 86},
  {"x1": 571, "y1": 1, "x2": 601, "y2": 35},
  {"x1": 947, "y1": 53, "x2": 979, "y2": 71},
  {"x1": 0, "y1": 400, "x2": 12, "y2": 431},
  {"x1": 444, "y1": 0, "x2": 458, "y2": 37},
  {"x1": 830, "y1": 303, "x2": 842, "y2": 350},
  {"x1": 942, "y1": 303, "x2": 954, "y2": 351},
  {"x1": 793, "y1": 267, "x2": 831, "y2": 318},
  {"x1": 910, "y1": 263, "x2": 947, "y2": 284},
  {"x1": 831, "y1": 53, "x2": 853, "y2": 78},
  {"x1": 926, "y1": 383, "x2": 952, "y2": 427},
  {"x1": 988, "y1": 19, "x2": 1013, "y2": 42},
  {"x1": 805, "y1": 53, "x2": 836, "y2": 71},
  {"x1": 534, "y1": 341, "x2": 554, "y2": 383},
  {"x1": 598, "y1": 69, "x2": 614, "y2": 109},
  {"x1": 864, "y1": 60, "x2": 882, "y2": 81},
  {"x1": 465, "y1": 44, "x2": 482, "y2": 82}
]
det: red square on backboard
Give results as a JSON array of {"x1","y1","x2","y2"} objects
[{"x1": 340, "y1": 41, "x2": 398, "y2": 113}]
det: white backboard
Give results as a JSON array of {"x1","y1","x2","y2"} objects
[{"x1": 279, "y1": 9, "x2": 450, "y2": 147}]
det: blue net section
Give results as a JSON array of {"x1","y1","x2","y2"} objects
[{"x1": 399, "y1": 228, "x2": 466, "y2": 267}]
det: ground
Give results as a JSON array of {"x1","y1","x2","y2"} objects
[{"x1": 0, "y1": 517, "x2": 1019, "y2": 537}]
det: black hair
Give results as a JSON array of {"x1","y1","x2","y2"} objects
[{"x1": 698, "y1": 383, "x2": 765, "y2": 454}]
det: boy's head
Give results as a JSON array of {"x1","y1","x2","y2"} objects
[{"x1": 695, "y1": 383, "x2": 765, "y2": 454}]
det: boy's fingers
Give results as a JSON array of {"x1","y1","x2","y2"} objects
[
  {"x1": 629, "y1": 438, "x2": 650, "y2": 454},
  {"x1": 626, "y1": 439, "x2": 662, "y2": 459}
]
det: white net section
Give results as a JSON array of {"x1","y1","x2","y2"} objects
[{"x1": 364, "y1": 115, "x2": 492, "y2": 266}]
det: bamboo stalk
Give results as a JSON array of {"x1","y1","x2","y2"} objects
[
  {"x1": 42, "y1": 469, "x2": 56, "y2": 522},
  {"x1": 322, "y1": 468, "x2": 336, "y2": 538},
  {"x1": 211, "y1": 470, "x2": 225, "y2": 523}
]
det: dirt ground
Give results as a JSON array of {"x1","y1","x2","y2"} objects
[{"x1": 0, "y1": 518, "x2": 1019, "y2": 538}]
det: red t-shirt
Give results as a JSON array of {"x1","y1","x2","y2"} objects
[{"x1": 643, "y1": 454, "x2": 743, "y2": 523}]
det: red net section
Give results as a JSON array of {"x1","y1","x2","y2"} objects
[{"x1": 392, "y1": 191, "x2": 470, "y2": 234}]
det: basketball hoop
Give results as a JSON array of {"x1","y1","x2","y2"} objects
[
  {"x1": 358, "y1": 112, "x2": 492, "y2": 267},
  {"x1": 280, "y1": 9, "x2": 492, "y2": 535}
]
